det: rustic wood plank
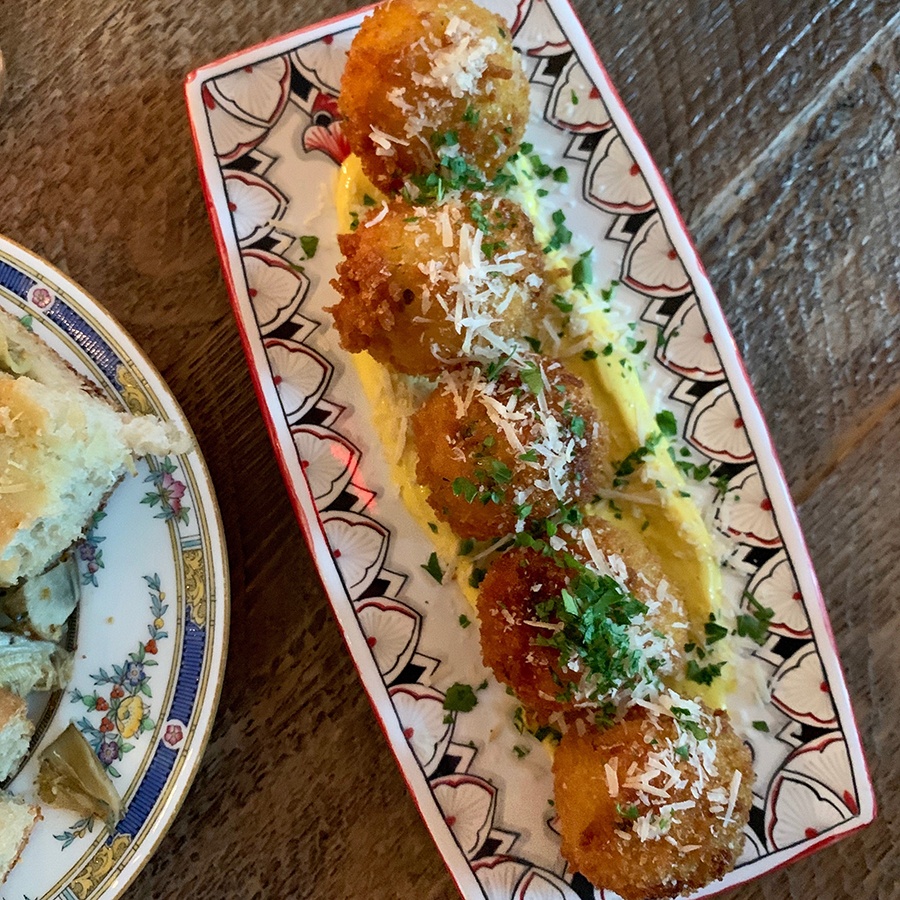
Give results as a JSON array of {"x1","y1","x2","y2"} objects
[{"x1": 0, "y1": 0, "x2": 895, "y2": 897}]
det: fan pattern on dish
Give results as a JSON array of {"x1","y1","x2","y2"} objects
[{"x1": 198, "y1": 2, "x2": 865, "y2": 895}]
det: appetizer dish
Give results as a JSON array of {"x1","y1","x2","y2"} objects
[
  {"x1": 327, "y1": 3, "x2": 756, "y2": 895},
  {"x1": 0, "y1": 236, "x2": 228, "y2": 898},
  {"x1": 186, "y1": 0, "x2": 874, "y2": 897}
]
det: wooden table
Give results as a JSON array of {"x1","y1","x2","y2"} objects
[{"x1": 1, "y1": 1, "x2": 897, "y2": 897}]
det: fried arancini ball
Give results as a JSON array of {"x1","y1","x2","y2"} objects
[
  {"x1": 328, "y1": 192, "x2": 552, "y2": 376},
  {"x1": 552, "y1": 701, "x2": 752, "y2": 900},
  {"x1": 411, "y1": 360, "x2": 607, "y2": 540},
  {"x1": 476, "y1": 518, "x2": 688, "y2": 723},
  {"x1": 339, "y1": 0, "x2": 529, "y2": 191}
]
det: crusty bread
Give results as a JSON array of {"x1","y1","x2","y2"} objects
[
  {"x1": 0, "y1": 688, "x2": 33, "y2": 782},
  {"x1": 0, "y1": 790, "x2": 40, "y2": 884},
  {"x1": 0, "y1": 308, "x2": 190, "y2": 586}
]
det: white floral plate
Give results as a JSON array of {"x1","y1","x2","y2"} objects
[
  {"x1": 185, "y1": 2, "x2": 874, "y2": 897},
  {"x1": 0, "y1": 235, "x2": 228, "y2": 899}
]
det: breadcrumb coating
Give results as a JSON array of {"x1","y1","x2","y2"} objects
[
  {"x1": 329, "y1": 192, "x2": 553, "y2": 376},
  {"x1": 553, "y1": 703, "x2": 753, "y2": 900},
  {"x1": 477, "y1": 518, "x2": 688, "y2": 724},
  {"x1": 411, "y1": 359, "x2": 607, "y2": 540},
  {"x1": 339, "y1": 0, "x2": 529, "y2": 191}
]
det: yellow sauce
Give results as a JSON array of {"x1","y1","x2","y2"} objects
[{"x1": 335, "y1": 154, "x2": 732, "y2": 706}]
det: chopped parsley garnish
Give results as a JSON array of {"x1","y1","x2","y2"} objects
[
  {"x1": 544, "y1": 209, "x2": 573, "y2": 252},
  {"x1": 518, "y1": 449, "x2": 539, "y2": 463},
  {"x1": 612, "y1": 432, "x2": 662, "y2": 486},
  {"x1": 514, "y1": 502, "x2": 533, "y2": 520},
  {"x1": 485, "y1": 354, "x2": 511, "y2": 381},
  {"x1": 421, "y1": 552, "x2": 444, "y2": 584},
  {"x1": 458, "y1": 538, "x2": 475, "y2": 556},
  {"x1": 532, "y1": 568, "x2": 660, "y2": 701},
  {"x1": 552, "y1": 293, "x2": 574, "y2": 313},
  {"x1": 469, "y1": 567, "x2": 487, "y2": 589},
  {"x1": 681, "y1": 720, "x2": 709, "y2": 741},
  {"x1": 513, "y1": 744, "x2": 530, "y2": 759},
  {"x1": 362, "y1": 194, "x2": 377, "y2": 206},
  {"x1": 405, "y1": 152, "x2": 486, "y2": 203},
  {"x1": 735, "y1": 591, "x2": 774, "y2": 644},
  {"x1": 529, "y1": 154, "x2": 553, "y2": 178},
  {"x1": 704, "y1": 616, "x2": 729, "y2": 645},
  {"x1": 520, "y1": 361, "x2": 544, "y2": 395},
  {"x1": 628, "y1": 338, "x2": 647, "y2": 354},
  {"x1": 686, "y1": 658, "x2": 726, "y2": 686},
  {"x1": 552, "y1": 166, "x2": 569, "y2": 183},
  {"x1": 655, "y1": 410, "x2": 678, "y2": 438},
  {"x1": 484, "y1": 458, "x2": 513, "y2": 483},
  {"x1": 570, "y1": 415, "x2": 586, "y2": 438},
  {"x1": 299, "y1": 235, "x2": 319, "y2": 259},
  {"x1": 616, "y1": 803, "x2": 639, "y2": 820},
  {"x1": 491, "y1": 169, "x2": 518, "y2": 191},
  {"x1": 430, "y1": 129, "x2": 459, "y2": 147},
  {"x1": 452, "y1": 477, "x2": 478, "y2": 503},
  {"x1": 443, "y1": 682, "x2": 478, "y2": 713},
  {"x1": 752, "y1": 720, "x2": 770, "y2": 732},
  {"x1": 572, "y1": 249, "x2": 593, "y2": 289},
  {"x1": 463, "y1": 104, "x2": 480, "y2": 125},
  {"x1": 581, "y1": 348, "x2": 598, "y2": 361},
  {"x1": 349, "y1": 211, "x2": 360, "y2": 230},
  {"x1": 458, "y1": 614, "x2": 472, "y2": 629},
  {"x1": 524, "y1": 335, "x2": 542, "y2": 353}
]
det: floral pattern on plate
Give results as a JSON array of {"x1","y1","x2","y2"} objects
[
  {"x1": 185, "y1": 1, "x2": 873, "y2": 896},
  {"x1": 0, "y1": 236, "x2": 228, "y2": 900}
]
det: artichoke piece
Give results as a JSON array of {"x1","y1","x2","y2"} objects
[
  {"x1": 0, "y1": 634, "x2": 73, "y2": 696},
  {"x1": 37, "y1": 723, "x2": 123, "y2": 827},
  {"x1": 0, "y1": 553, "x2": 80, "y2": 642}
]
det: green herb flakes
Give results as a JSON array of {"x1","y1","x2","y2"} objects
[
  {"x1": 443, "y1": 682, "x2": 478, "y2": 713},
  {"x1": 421, "y1": 552, "x2": 444, "y2": 584}
]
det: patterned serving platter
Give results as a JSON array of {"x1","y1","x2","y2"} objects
[
  {"x1": 0, "y1": 235, "x2": 229, "y2": 899},
  {"x1": 185, "y1": 1, "x2": 874, "y2": 897}
]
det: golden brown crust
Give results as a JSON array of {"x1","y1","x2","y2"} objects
[
  {"x1": 328, "y1": 193, "x2": 552, "y2": 376},
  {"x1": 339, "y1": 0, "x2": 528, "y2": 190},
  {"x1": 477, "y1": 547, "x2": 577, "y2": 721},
  {"x1": 552, "y1": 706, "x2": 753, "y2": 900},
  {"x1": 476, "y1": 518, "x2": 688, "y2": 724},
  {"x1": 411, "y1": 362, "x2": 607, "y2": 539}
]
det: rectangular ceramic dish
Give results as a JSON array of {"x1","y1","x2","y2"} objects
[{"x1": 185, "y1": 2, "x2": 875, "y2": 896}]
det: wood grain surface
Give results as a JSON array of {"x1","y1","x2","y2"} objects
[{"x1": 1, "y1": 1, "x2": 897, "y2": 897}]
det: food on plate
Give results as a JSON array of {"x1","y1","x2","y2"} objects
[
  {"x1": 0, "y1": 306, "x2": 184, "y2": 875},
  {"x1": 329, "y1": 192, "x2": 554, "y2": 376},
  {"x1": 328, "y1": 0, "x2": 755, "y2": 896},
  {"x1": 0, "y1": 689, "x2": 33, "y2": 783},
  {"x1": 0, "y1": 792, "x2": 39, "y2": 884},
  {"x1": 552, "y1": 701, "x2": 753, "y2": 900},
  {"x1": 0, "y1": 553, "x2": 79, "y2": 642},
  {"x1": 0, "y1": 308, "x2": 189, "y2": 587},
  {"x1": 0, "y1": 632, "x2": 71, "y2": 697},
  {"x1": 477, "y1": 518, "x2": 688, "y2": 725},
  {"x1": 411, "y1": 360, "x2": 608, "y2": 540},
  {"x1": 36, "y1": 723, "x2": 123, "y2": 828},
  {"x1": 339, "y1": 0, "x2": 529, "y2": 191}
]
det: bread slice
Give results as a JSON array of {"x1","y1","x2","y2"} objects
[
  {"x1": 0, "y1": 687, "x2": 33, "y2": 782},
  {"x1": 0, "y1": 308, "x2": 190, "y2": 586},
  {"x1": 0, "y1": 791, "x2": 40, "y2": 884}
]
